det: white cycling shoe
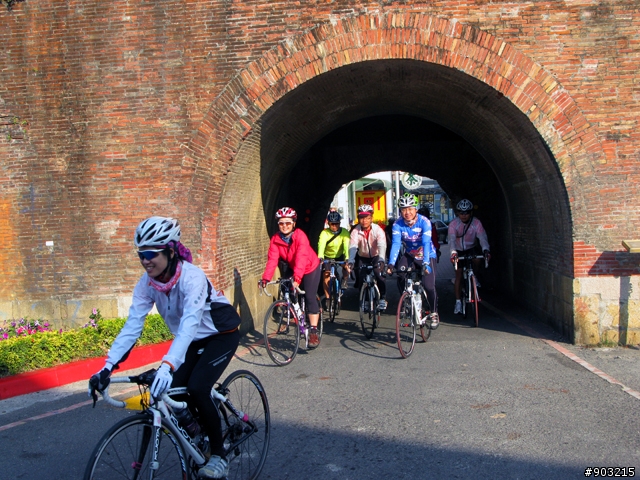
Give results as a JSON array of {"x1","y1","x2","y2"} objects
[{"x1": 198, "y1": 455, "x2": 229, "y2": 479}]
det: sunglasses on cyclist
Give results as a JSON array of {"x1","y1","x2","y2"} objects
[
  {"x1": 458, "y1": 211, "x2": 471, "y2": 215},
  {"x1": 329, "y1": 222, "x2": 340, "y2": 227},
  {"x1": 278, "y1": 221, "x2": 294, "y2": 226},
  {"x1": 137, "y1": 249, "x2": 164, "y2": 261}
]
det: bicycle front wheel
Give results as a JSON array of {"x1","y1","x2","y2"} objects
[
  {"x1": 84, "y1": 414, "x2": 188, "y2": 480},
  {"x1": 470, "y1": 275, "x2": 479, "y2": 327},
  {"x1": 263, "y1": 300, "x2": 300, "y2": 366},
  {"x1": 219, "y1": 370, "x2": 270, "y2": 480},
  {"x1": 328, "y1": 279, "x2": 339, "y2": 322},
  {"x1": 419, "y1": 290, "x2": 432, "y2": 343},
  {"x1": 396, "y1": 292, "x2": 416, "y2": 358},
  {"x1": 359, "y1": 284, "x2": 377, "y2": 339}
]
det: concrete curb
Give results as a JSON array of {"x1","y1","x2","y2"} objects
[{"x1": 0, "y1": 340, "x2": 171, "y2": 400}]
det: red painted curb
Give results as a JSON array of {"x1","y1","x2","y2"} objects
[{"x1": 0, "y1": 341, "x2": 172, "y2": 400}]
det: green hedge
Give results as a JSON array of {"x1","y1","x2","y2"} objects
[{"x1": 0, "y1": 315, "x2": 173, "y2": 378}]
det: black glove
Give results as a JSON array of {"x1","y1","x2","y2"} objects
[
  {"x1": 483, "y1": 250, "x2": 491, "y2": 261},
  {"x1": 88, "y1": 367, "x2": 111, "y2": 407},
  {"x1": 258, "y1": 279, "x2": 268, "y2": 289}
]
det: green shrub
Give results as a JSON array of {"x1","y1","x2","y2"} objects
[{"x1": 0, "y1": 314, "x2": 173, "y2": 377}]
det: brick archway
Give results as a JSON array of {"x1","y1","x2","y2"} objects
[
  {"x1": 184, "y1": 10, "x2": 598, "y2": 259},
  {"x1": 184, "y1": 11, "x2": 604, "y2": 341}
]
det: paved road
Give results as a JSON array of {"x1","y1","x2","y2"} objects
[{"x1": 1, "y1": 250, "x2": 639, "y2": 479}]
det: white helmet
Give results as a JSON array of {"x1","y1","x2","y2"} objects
[
  {"x1": 398, "y1": 193, "x2": 418, "y2": 208},
  {"x1": 456, "y1": 199, "x2": 474, "y2": 212},
  {"x1": 134, "y1": 216, "x2": 181, "y2": 248},
  {"x1": 358, "y1": 204, "x2": 374, "y2": 216}
]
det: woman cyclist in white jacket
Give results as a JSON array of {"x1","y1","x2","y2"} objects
[{"x1": 88, "y1": 216, "x2": 241, "y2": 479}]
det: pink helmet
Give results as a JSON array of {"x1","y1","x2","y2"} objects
[
  {"x1": 275, "y1": 207, "x2": 297, "y2": 221},
  {"x1": 358, "y1": 204, "x2": 374, "y2": 216}
]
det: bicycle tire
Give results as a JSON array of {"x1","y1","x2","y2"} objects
[
  {"x1": 219, "y1": 370, "x2": 270, "y2": 480},
  {"x1": 263, "y1": 300, "x2": 300, "y2": 366},
  {"x1": 328, "y1": 279, "x2": 339, "y2": 322},
  {"x1": 470, "y1": 275, "x2": 479, "y2": 328},
  {"x1": 461, "y1": 279, "x2": 468, "y2": 318},
  {"x1": 396, "y1": 291, "x2": 416, "y2": 358},
  {"x1": 359, "y1": 283, "x2": 376, "y2": 339},
  {"x1": 316, "y1": 294, "x2": 324, "y2": 343},
  {"x1": 419, "y1": 289, "x2": 431, "y2": 343},
  {"x1": 84, "y1": 413, "x2": 189, "y2": 480}
]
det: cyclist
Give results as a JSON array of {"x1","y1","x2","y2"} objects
[
  {"x1": 347, "y1": 204, "x2": 388, "y2": 310},
  {"x1": 317, "y1": 210, "x2": 351, "y2": 305},
  {"x1": 260, "y1": 207, "x2": 322, "y2": 347},
  {"x1": 88, "y1": 216, "x2": 241, "y2": 479},
  {"x1": 448, "y1": 199, "x2": 490, "y2": 315},
  {"x1": 387, "y1": 193, "x2": 439, "y2": 329}
]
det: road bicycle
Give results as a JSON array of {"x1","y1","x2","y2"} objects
[
  {"x1": 395, "y1": 266, "x2": 433, "y2": 358},
  {"x1": 358, "y1": 263, "x2": 383, "y2": 339},
  {"x1": 260, "y1": 278, "x2": 323, "y2": 366},
  {"x1": 85, "y1": 368, "x2": 270, "y2": 480},
  {"x1": 323, "y1": 259, "x2": 346, "y2": 323},
  {"x1": 454, "y1": 254, "x2": 489, "y2": 327}
]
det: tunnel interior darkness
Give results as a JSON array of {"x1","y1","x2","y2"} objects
[{"x1": 220, "y1": 59, "x2": 573, "y2": 336}]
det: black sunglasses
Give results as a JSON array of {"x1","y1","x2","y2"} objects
[{"x1": 138, "y1": 249, "x2": 164, "y2": 261}]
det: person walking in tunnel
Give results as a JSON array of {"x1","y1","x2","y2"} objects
[
  {"x1": 260, "y1": 207, "x2": 323, "y2": 347},
  {"x1": 448, "y1": 199, "x2": 491, "y2": 315},
  {"x1": 317, "y1": 210, "x2": 351, "y2": 306},
  {"x1": 387, "y1": 193, "x2": 440, "y2": 329},
  {"x1": 348, "y1": 204, "x2": 388, "y2": 310},
  {"x1": 88, "y1": 216, "x2": 242, "y2": 479}
]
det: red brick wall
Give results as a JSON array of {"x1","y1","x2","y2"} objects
[{"x1": 1, "y1": 1, "x2": 639, "y2": 338}]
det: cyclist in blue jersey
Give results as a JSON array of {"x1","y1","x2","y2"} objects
[{"x1": 387, "y1": 193, "x2": 439, "y2": 329}]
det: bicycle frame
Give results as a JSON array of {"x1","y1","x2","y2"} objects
[
  {"x1": 395, "y1": 266, "x2": 431, "y2": 358},
  {"x1": 98, "y1": 378, "x2": 257, "y2": 470},
  {"x1": 454, "y1": 254, "x2": 488, "y2": 326},
  {"x1": 262, "y1": 278, "x2": 308, "y2": 340}
]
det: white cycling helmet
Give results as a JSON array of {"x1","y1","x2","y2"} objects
[
  {"x1": 358, "y1": 204, "x2": 374, "y2": 216},
  {"x1": 398, "y1": 193, "x2": 418, "y2": 208},
  {"x1": 275, "y1": 207, "x2": 297, "y2": 221},
  {"x1": 134, "y1": 216, "x2": 181, "y2": 248},
  {"x1": 456, "y1": 199, "x2": 474, "y2": 212}
]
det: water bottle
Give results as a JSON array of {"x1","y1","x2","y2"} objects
[
  {"x1": 174, "y1": 406, "x2": 201, "y2": 438},
  {"x1": 293, "y1": 302, "x2": 304, "y2": 319}
]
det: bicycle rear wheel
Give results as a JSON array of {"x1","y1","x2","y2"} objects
[
  {"x1": 263, "y1": 300, "x2": 300, "y2": 366},
  {"x1": 84, "y1": 414, "x2": 188, "y2": 480},
  {"x1": 219, "y1": 370, "x2": 270, "y2": 480},
  {"x1": 419, "y1": 290, "x2": 432, "y2": 343},
  {"x1": 470, "y1": 275, "x2": 479, "y2": 327},
  {"x1": 396, "y1": 292, "x2": 416, "y2": 358},
  {"x1": 359, "y1": 284, "x2": 377, "y2": 339}
]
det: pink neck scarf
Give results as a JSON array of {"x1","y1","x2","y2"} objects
[{"x1": 149, "y1": 261, "x2": 182, "y2": 293}]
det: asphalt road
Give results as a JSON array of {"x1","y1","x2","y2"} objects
[{"x1": 1, "y1": 250, "x2": 639, "y2": 479}]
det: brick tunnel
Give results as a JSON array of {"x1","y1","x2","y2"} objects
[{"x1": 216, "y1": 60, "x2": 573, "y2": 338}]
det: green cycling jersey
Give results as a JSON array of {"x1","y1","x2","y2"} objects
[{"x1": 317, "y1": 227, "x2": 350, "y2": 260}]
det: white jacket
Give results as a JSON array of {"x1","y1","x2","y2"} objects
[{"x1": 107, "y1": 261, "x2": 234, "y2": 371}]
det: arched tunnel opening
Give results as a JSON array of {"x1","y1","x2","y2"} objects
[{"x1": 219, "y1": 59, "x2": 573, "y2": 338}]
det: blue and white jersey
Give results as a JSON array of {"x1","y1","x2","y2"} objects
[{"x1": 388, "y1": 214, "x2": 436, "y2": 265}]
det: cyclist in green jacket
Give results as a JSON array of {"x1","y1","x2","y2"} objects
[{"x1": 317, "y1": 211, "x2": 351, "y2": 306}]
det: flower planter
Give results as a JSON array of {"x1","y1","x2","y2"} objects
[{"x1": 0, "y1": 340, "x2": 171, "y2": 400}]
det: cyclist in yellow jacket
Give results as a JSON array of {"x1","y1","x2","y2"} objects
[{"x1": 317, "y1": 211, "x2": 351, "y2": 306}]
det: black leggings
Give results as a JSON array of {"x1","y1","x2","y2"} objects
[
  {"x1": 301, "y1": 262, "x2": 322, "y2": 314},
  {"x1": 395, "y1": 253, "x2": 437, "y2": 313},
  {"x1": 355, "y1": 255, "x2": 386, "y2": 297},
  {"x1": 171, "y1": 329, "x2": 240, "y2": 458}
]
